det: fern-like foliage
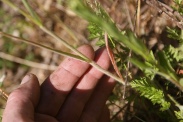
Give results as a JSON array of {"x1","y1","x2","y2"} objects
[
  {"x1": 87, "y1": 23, "x2": 102, "y2": 41},
  {"x1": 70, "y1": 0, "x2": 183, "y2": 120},
  {"x1": 167, "y1": 27, "x2": 183, "y2": 43},
  {"x1": 131, "y1": 77, "x2": 170, "y2": 111},
  {"x1": 175, "y1": 110, "x2": 183, "y2": 121},
  {"x1": 164, "y1": 45, "x2": 183, "y2": 66},
  {"x1": 173, "y1": 0, "x2": 183, "y2": 15},
  {"x1": 87, "y1": 1, "x2": 113, "y2": 46},
  {"x1": 166, "y1": 26, "x2": 183, "y2": 70}
]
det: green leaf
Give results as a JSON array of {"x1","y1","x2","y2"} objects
[
  {"x1": 174, "y1": 0, "x2": 183, "y2": 5},
  {"x1": 95, "y1": 39, "x2": 105, "y2": 46},
  {"x1": 124, "y1": 31, "x2": 154, "y2": 62},
  {"x1": 130, "y1": 57, "x2": 157, "y2": 79},
  {"x1": 131, "y1": 77, "x2": 171, "y2": 111},
  {"x1": 167, "y1": 27, "x2": 183, "y2": 43},
  {"x1": 157, "y1": 51, "x2": 177, "y2": 81},
  {"x1": 87, "y1": 22, "x2": 104, "y2": 40},
  {"x1": 179, "y1": 78, "x2": 183, "y2": 86},
  {"x1": 175, "y1": 109, "x2": 183, "y2": 120},
  {"x1": 68, "y1": 0, "x2": 155, "y2": 63},
  {"x1": 129, "y1": 58, "x2": 151, "y2": 70}
]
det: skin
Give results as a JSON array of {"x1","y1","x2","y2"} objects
[{"x1": 2, "y1": 45, "x2": 116, "y2": 122}]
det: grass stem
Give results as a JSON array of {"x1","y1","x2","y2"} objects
[
  {"x1": 0, "y1": 52, "x2": 57, "y2": 70},
  {"x1": 0, "y1": 0, "x2": 125, "y2": 85}
]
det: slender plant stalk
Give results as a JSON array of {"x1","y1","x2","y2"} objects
[
  {"x1": 54, "y1": 15, "x2": 79, "y2": 43},
  {"x1": 0, "y1": 31, "x2": 125, "y2": 85},
  {"x1": 136, "y1": 0, "x2": 141, "y2": 36},
  {"x1": 181, "y1": 30, "x2": 183, "y2": 39},
  {"x1": 1, "y1": 0, "x2": 42, "y2": 26},
  {"x1": 155, "y1": 71, "x2": 183, "y2": 92},
  {"x1": 168, "y1": 94, "x2": 181, "y2": 107},
  {"x1": 0, "y1": 0, "x2": 125, "y2": 85},
  {"x1": 42, "y1": 25, "x2": 125, "y2": 84},
  {"x1": 39, "y1": 26, "x2": 90, "y2": 62},
  {"x1": 124, "y1": 0, "x2": 134, "y2": 31},
  {"x1": 22, "y1": 0, "x2": 41, "y2": 23},
  {"x1": 123, "y1": 50, "x2": 132, "y2": 99},
  {"x1": 0, "y1": 52, "x2": 57, "y2": 70},
  {"x1": 0, "y1": 32, "x2": 84, "y2": 61},
  {"x1": 90, "y1": 61, "x2": 125, "y2": 85}
]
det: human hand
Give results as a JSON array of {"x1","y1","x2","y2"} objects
[{"x1": 2, "y1": 45, "x2": 116, "y2": 122}]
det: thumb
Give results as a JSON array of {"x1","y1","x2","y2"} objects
[{"x1": 3, "y1": 74, "x2": 40, "y2": 122}]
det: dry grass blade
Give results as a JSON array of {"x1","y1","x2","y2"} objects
[
  {"x1": 143, "y1": 0, "x2": 183, "y2": 29},
  {"x1": 0, "y1": 72, "x2": 8, "y2": 101},
  {"x1": 124, "y1": 0, "x2": 134, "y2": 31},
  {"x1": 104, "y1": 32, "x2": 124, "y2": 82},
  {"x1": 54, "y1": 15, "x2": 79, "y2": 43},
  {"x1": 0, "y1": 52, "x2": 57, "y2": 70},
  {"x1": 0, "y1": 89, "x2": 8, "y2": 101},
  {"x1": 136, "y1": 0, "x2": 141, "y2": 36}
]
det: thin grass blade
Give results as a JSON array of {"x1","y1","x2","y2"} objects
[{"x1": 22, "y1": 0, "x2": 42, "y2": 25}]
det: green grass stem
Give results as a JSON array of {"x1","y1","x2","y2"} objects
[
  {"x1": 0, "y1": 0, "x2": 125, "y2": 85},
  {"x1": 21, "y1": 0, "x2": 42, "y2": 24},
  {"x1": 0, "y1": 31, "x2": 84, "y2": 61}
]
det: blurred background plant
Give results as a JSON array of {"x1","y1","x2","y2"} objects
[{"x1": 0, "y1": 0, "x2": 183, "y2": 121}]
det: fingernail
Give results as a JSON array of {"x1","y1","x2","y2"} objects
[{"x1": 21, "y1": 74, "x2": 30, "y2": 85}]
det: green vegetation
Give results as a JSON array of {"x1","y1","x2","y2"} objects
[{"x1": 0, "y1": 0, "x2": 183, "y2": 121}]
